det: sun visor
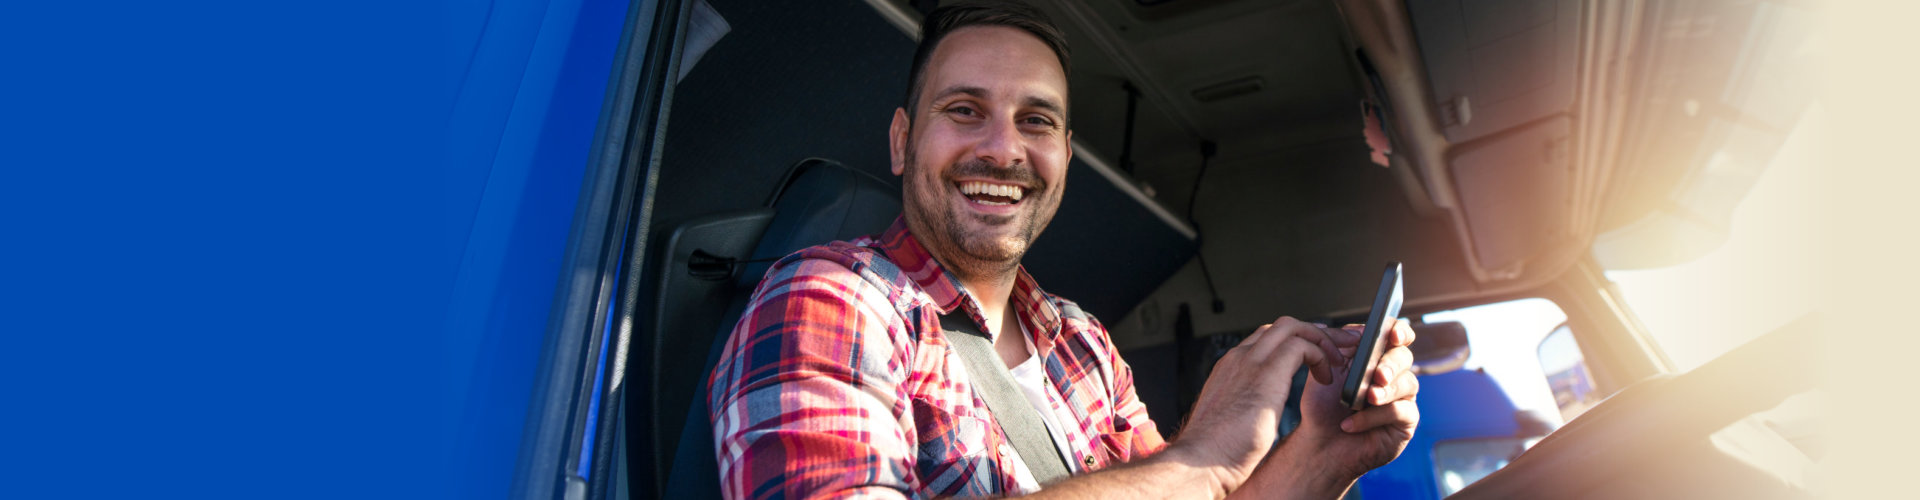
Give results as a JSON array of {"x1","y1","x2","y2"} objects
[
  {"x1": 1449, "y1": 117, "x2": 1577, "y2": 278},
  {"x1": 1407, "y1": 0, "x2": 1580, "y2": 144}
]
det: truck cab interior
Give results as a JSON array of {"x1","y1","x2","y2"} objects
[{"x1": 517, "y1": 0, "x2": 1820, "y2": 498}]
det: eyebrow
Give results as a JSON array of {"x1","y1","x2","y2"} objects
[
  {"x1": 929, "y1": 85, "x2": 1067, "y2": 117},
  {"x1": 929, "y1": 85, "x2": 988, "y2": 106},
  {"x1": 1022, "y1": 95, "x2": 1066, "y2": 118}
]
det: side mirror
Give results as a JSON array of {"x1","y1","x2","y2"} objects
[
  {"x1": 1536, "y1": 323, "x2": 1598, "y2": 421},
  {"x1": 1407, "y1": 320, "x2": 1470, "y2": 375}
]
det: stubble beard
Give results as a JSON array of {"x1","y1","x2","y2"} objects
[{"x1": 900, "y1": 145, "x2": 1053, "y2": 286}]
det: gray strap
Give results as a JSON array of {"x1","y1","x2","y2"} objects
[{"x1": 940, "y1": 312, "x2": 1073, "y2": 486}]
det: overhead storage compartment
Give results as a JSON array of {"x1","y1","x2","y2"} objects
[{"x1": 1407, "y1": 0, "x2": 1581, "y2": 144}]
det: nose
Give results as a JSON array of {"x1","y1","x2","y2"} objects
[{"x1": 972, "y1": 117, "x2": 1025, "y2": 168}]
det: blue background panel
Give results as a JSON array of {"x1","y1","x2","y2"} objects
[
  {"x1": 0, "y1": 0, "x2": 632, "y2": 498},
  {"x1": 441, "y1": 0, "x2": 632, "y2": 496}
]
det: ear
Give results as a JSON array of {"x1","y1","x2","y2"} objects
[
  {"x1": 1063, "y1": 128, "x2": 1074, "y2": 165},
  {"x1": 889, "y1": 107, "x2": 910, "y2": 176}
]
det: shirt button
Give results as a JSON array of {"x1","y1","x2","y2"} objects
[{"x1": 1084, "y1": 455, "x2": 1096, "y2": 467}]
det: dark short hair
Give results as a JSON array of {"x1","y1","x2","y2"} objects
[{"x1": 904, "y1": 1, "x2": 1072, "y2": 121}]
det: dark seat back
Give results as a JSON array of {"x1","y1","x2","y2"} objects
[{"x1": 650, "y1": 158, "x2": 900, "y2": 499}]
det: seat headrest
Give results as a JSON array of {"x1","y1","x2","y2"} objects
[{"x1": 736, "y1": 158, "x2": 901, "y2": 286}]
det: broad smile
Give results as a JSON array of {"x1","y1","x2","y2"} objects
[{"x1": 954, "y1": 180, "x2": 1028, "y2": 209}]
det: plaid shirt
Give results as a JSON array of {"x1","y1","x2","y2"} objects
[{"x1": 707, "y1": 217, "x2": 1167, "y2": 499}]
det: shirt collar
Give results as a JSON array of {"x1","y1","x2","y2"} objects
[{"x1": 873, "y1": 216, "x2": 1064, "y2": 356}]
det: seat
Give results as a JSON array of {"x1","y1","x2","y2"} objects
[{"x1": 647, "y1": 158, "x2": 901, "y2": 499}]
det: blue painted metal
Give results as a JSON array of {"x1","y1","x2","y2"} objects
[
  {"x1": 2, "y1": 0, "x2": 635, "y2": 496},
  {"x1": 1355, "y1": 369, "x2": 1521, "y2": 500},
  {"x1": 439, "y1": 0, "x2": 634, "y2": 496}
]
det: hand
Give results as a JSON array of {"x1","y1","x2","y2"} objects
[
  {"x1": 1165, "y1": 317, "x2": 1347, "y2": 494},
  {"x1": 1286, "y1": 319, "x2": 1421, "y2": 484}
]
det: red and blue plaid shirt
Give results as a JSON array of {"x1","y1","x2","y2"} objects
[{"x1": 707, "y1": 217, "x2": 1168, "y2": 499}]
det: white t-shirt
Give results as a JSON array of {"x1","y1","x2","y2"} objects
[{"x1": 1006, "y1": 322, "x2": 1078, "y2": 493}]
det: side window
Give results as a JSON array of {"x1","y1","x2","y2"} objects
[
  {"x1": 1421, "y1": 298, "x2": 1573, "y2": 423},
  {"x1": 1412, "y1": 298, "x2": 1581, "y2": 495}
]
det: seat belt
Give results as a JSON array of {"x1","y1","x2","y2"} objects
[{"x1": 939, "y1": 312, "x2": 1073, "y2": 486}]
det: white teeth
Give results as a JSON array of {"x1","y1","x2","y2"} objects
[{"x1": 958, "y1": 181, "x2": 1025, "y2": 202}]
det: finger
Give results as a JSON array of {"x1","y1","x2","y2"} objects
[
  {"x1": 1342, "y1": 399, "x2": 1420, "y2": 433},
  {"x1": 1368, "y1": 362, "x2": 1392, "y2": 404},
  {"x1": 1237, "y1": 321, "x2": 1285, "y2": 360},
  {"x1": 1390, "y1": 319, "x2": 1417, "y2": 347},
  {"x1": 1373, "y1": 346, "x2": 1414, "y2": 386},
  {"x1": 1314, "y1": 335, "x2": 1348, "y2": 373},
  {"x1": 1278, "y1": 336, "x2": 1332, "y2": 385},
  {"x1": 1222, "y1": 324, "x2": 1274, "y2": 364},
  {"x1": 1285, "y1": 318, "x2": 1333, "y2": 346},
  {"x1": 1372, "y1": 368, "x2": 1420, "y2": 406},
  {"x1": 1235, "y1": 323, "x2": 1274, "y2": 348},
  {"x1": 1324, "y1": 324, "x2": 1360, "y2": 347},
  {"x1": 1246, "y1": 317, "x2": 1332, "y2": 360}
]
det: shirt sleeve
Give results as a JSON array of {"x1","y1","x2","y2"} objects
[{"x1": 707, "y1": 257, "x2": 921, "y2": 500}]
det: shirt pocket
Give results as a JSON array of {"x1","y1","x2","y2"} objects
[
  {"x1": 914, "y1": 402, "x2": 1006, "y2": 494},
  {"x1": 1088, "y1": 416, "x2": 1138, "y2": 471},
  {"x1": 913, "y1": 400, "x2": 995, "y2": 467},
  {"x1": 951, "y1": 413, "x2": 992, "y2": 457}
]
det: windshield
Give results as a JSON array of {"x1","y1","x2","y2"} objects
[
  {"x1": 1605, "y1": 106, "x2": 1821, "y2": 372},
  {"x1": 1592, "y1": 0, "x2": 1819, "y2": 372}
]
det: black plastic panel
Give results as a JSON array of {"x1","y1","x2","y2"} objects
[
  {"x1": 648, "y1": 208, "x2": 774, "y2": 484},
  {"x1": 1025, "y1": 160, "x2": 1196, "y2": 323},
  {"x1": 1408, "y1": 0, "x2": 1580, "y2": 143}
]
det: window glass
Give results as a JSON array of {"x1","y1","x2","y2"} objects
[
  {"x1": 1605, "y1": 107, "x2": 1821, "y2": 372},
  {"x1": 1415, "y1": 298, "x2": 1572, "y2": 494},
  {"x1": 1423, "y1": 297, "x2": 1568, "y2": 416}
]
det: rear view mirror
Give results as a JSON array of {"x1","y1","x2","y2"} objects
[
  {"x1": 1407, "y1": 320, "x2": 1470, "y2": 375},
  {"x1": 1537, "y1": 323, "x2": 1598, "y2": 421}
]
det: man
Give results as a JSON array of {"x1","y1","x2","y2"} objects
[{"x1": 707, "y1": 2, "x2": 1420, "y2": 498}]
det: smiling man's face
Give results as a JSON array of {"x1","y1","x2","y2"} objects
[{"x1": 891, "y1": 25, "x2": 1072, "y2": 280}]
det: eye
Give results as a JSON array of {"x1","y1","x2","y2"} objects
[
  {"x1": 946, "y1": 104, "x2": 979, "y2": 117},
  {"x1": 1020, "y1": 114, "x2": 1058, "y2": 130}
]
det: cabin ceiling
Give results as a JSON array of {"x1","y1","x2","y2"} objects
[
  {"x1": 870, "y1": 0, "x2": 1809, "y2": 343},
  {"x1": 1034, "y1": 0, "x2": 1366, "y2": 214},
  {"x1": 1022, "y1": 0, "x2": 1481, "y2": 331}
]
